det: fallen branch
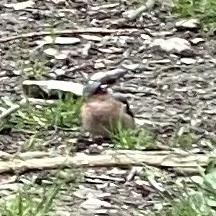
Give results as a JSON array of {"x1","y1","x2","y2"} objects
[
  {"x1": 0, "y1": 150, "x2": 210, "y2": 174},
  {"x1": 0, "y1": 27, "x2": 141, "y2": 43}
]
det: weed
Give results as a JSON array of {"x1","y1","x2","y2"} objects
[
  {"x1": 173, "y1": 0, "x2": 216, "y2": 31},
  {"x1": 18, "y1": 57, "x2": 50, "y2": 79},
  {"x1": 55, "y1": 168, "x2": 84, "y2": 184},
  {"x1": 147, "y1": 166, "x2": 216, "y2": 216},
  {"x1": 164, "y1": 193, "x2": 214, "y2": 216},
  {"x1": 170, "y1": 132, "x2": 198, "y2": 149},
  {"x1": 24, "y1": 133, "x2": 47, "y2": 151},
  {"x1": 111, "y1": 123, "x2": 156, "y2": 150},
  {"x1": 10, "y1": 95, "x2": 83, "y2": 132},
  {"x1": 0, "y1": 184, "x2": 59, "y2": 216}
]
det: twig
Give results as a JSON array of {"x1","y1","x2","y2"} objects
[
  {"x1": 147, "y1": 175, "x2": 165, "y2": 192},
  {"x1": 85, "y1": 173, "x2": 125, "y2": 183},
  {"x1": 0, "y1": 28, "x2": 141, "y2": 43},
  {"x1": 0, "y1": 98, "x2": 27, "y2": 120},
  {"x1": 0, "y1": 98, "x2": 56, "y2": 120},
  {"x1": 27, "y1": 98, "x2": 56, "y2": 105},
  {"x1": 126, "y1": 166, "x2": 143, "y2": 182}
]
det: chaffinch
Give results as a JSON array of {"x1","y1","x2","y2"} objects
[{"x1": 81, "y1": 80, "x2": 135, "y2": 137}]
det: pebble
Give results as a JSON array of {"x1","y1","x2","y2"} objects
[
  {"x1": 175, "y1": 18, "x2": 200, "y2": 29},
  {"x1": 190, "y1": 38, "x2": 205, "y2": 45},
  {"x1": 80, "y1": 198, "x2": 111, "y2": 210},
  {"x1": 180, "y1": 57, "x2": 196, "y2": 65},
  {"x1": 151, "y1": 37, "x2": 193, "y2": 56}
]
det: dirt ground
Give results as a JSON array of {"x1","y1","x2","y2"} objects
[{"x1": 0, "y1": 0, "x2": 216, "y2": 215}]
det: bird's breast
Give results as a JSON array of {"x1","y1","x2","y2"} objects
[{"x1": 81, "y1": 96, "x2": 134, "y2": 136}]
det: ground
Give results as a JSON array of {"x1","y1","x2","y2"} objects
[{"x1": 0, "y1": 0, "x2": 216, "y2": 215}]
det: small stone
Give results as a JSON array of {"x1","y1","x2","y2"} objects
[
  {"x1": 197, "y1": 58, "x2": 204, "y2": 64},
  {"x1": 81, "y1": 34, "x2": 102, "y2": 41},
  {"x1": 150, "y1": 59, "x2": 171, "y2": 64},
  {"x1": 4, "y1": 0, "x2": 35, "y2": 10},
  {"x1": 94, "y1": 62, "x2": 105, "y2": 69},
  {"x1": 50, "y1": 0, "x2": 65, "y2": 4},
  {"x1": 44, "y1": 48, "x2": 71, "y2": 60},
  {"x1": 149, "y1": 30, "x2": 175, "y2": 37},
  {"x1": 109, "y1": 182, "x2": 117, "y2": 187},
  {"x1": 55, "y1": 211, "x2": 70, "y2": 216},
  {"x1": 97, "y1": 192, "x2": 112, "y2": 199},
  {"x1": 80, "y1": 198, "x2": 111, "y2": 210},
  {"x1": 151, "y1": 37, "x2": 193, "y2": 56},
  {"x1": 180, "y1": 58, "x2": 196, "y2": 65},
  {"x1": 88, "y1": 144, "x2": 103, "y2": 154},
  {"x1": 54, "y1": 69, "x2": 65, "y2": 76},
  {"x1": 22, "y1": 80, "x2": 84, "y2": 97},
  {"x1": 95, "y1": 209, "x2": 109, "y2": 214},
  {"x1": 54, "y1": 37, "x2": 80, "y2": 45},
  {"x1": 55, "y1": 52, "x2": 69, "y2": 60},
  {"x1": 209, "y1": 59, "x2": 216, "y2": 64},
  {"x1": 110, "y1": 209, "x2": 118, "y2": 214},
  {"x1": 13, "y1": 70, "x2": 22, "y2": 75},
  {"x1": 176, "y1": 18, "x2": 200, "y2": 29},
  {"x1": 0, "y1": 183, "x2": 21, "y2": 191},
  {"x1": 107, "y1": 168, "x2": 127, "y2": 175},
  {"x1": 74, "y1": 186, "x2": 106, "y2": 199},
  {"x1": 101, "y1": 143, "x2": 110, "y2": 147},
  {"x1": 48, "y1": 72, "x2": 57, "y2": 79},
  {"x1": 43, "y1": 36, "x2": 80, "y2": 45},
  {"x1": 190, "y1": 38, "x2": 205, "y2": 45},
  {"x1": 44, "y1": 48, "x2": 58, "y2": 57},
  {"x1": 122, "y1": 63, "x2": 140, "y2": 70},
  {"x1": 113, "y1": 36, "x2": 131, "y2": 46},
  {"x1": 135, "y1": 179, "x2": 150, "y2": 186},
  {"x1": 96, "y1": 183, "x2": 109, "y2": 190},
  {"x1": 141, "y1": 34, "x2": 152, "y2": 40},
  {"x1": 0, "y1": 71, "x2": 7, "y2": 76}
]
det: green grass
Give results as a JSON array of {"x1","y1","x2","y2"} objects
[
  {"x1": 148, "y1": 160, "x2": 216, "y2": 216},
  {"x1": 0, "y1": 167, "x2": 83, "y2": 216},
  {"x1": 0, "y1": 184, "x2": 59, "y2": 216},
  {"x1": 111, "y1": 124, "x2": 156, "y2": 150},
  {"x1": 10, "y1": 95, "x2": 83, "y2": 131},
  {"x1": 162, "y1": 193, "x2": 214, "y2": 216},
  {"x1": 170, "y1": 132, "x2": 199, "y2": 149},
  {"x1": 18, "y1": 58, "x2": 50, "y2": 79},
  {"x1": 55, "y1": 168, "x2": 84, "y2": 184},
  {"x1": 24, "y1": 133, "x2": 48, "y2": 151},
  {"x1": 0, "y1": 94, "x2": 83, "y2": 151},
  {"x1": 173, "y1": 0, "x2": 216, "y2": 31}
]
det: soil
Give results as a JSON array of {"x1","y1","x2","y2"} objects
[{"x1": 0, "y1": 0, "x2": 215, "y2": 215}]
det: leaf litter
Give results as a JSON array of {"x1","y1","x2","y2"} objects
[{"x1": 0, "y1": 0, "x2": 216, "y2": 215}]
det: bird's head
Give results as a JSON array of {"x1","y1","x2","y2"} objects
[{"x1": 83, "y1": 80, "x2": 108, "y2": 97}]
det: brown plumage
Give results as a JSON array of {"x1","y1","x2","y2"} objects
[{"x1": 81, "y1": 81, "x2": 135, "y2": 137}]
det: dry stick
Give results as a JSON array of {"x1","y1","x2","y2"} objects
[
  {"x1": 0, "y1": 98, "x2": 27, "y2": 120},
  {"x1": 0, "y1": 28, "x2": 141, "y2": 43},
  {"x1": 0, "y1": 98, "x2": 56, "y2": 120},
  {"x1": 0, "y1": 150, "x2": 209, "y2": 174},
  {"x1": 126, "y1": 166, "x2": 143, "y2": 182},
  {"x1": 85, "y1": 173, "x2": 125, "y2": 183}
]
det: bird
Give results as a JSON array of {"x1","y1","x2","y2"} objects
[{"x1": 80, "y1": 80, "x2": 135, "y2": 137}]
